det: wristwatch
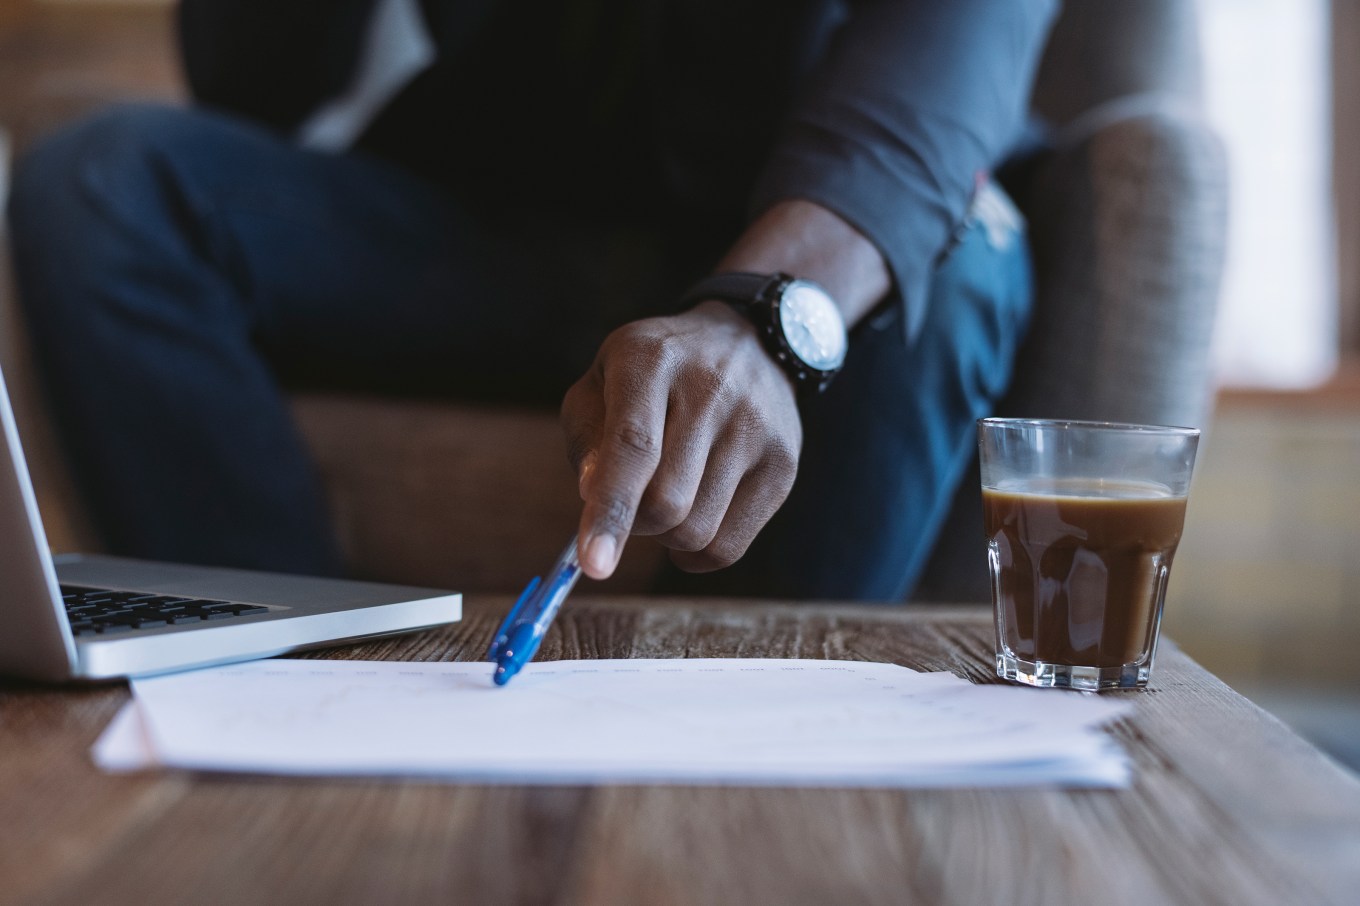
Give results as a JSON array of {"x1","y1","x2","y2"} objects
[{"x1": 680, "y1": 272, "x2": 849, "y2": 395}]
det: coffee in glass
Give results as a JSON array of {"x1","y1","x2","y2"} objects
[{"x1": 978, "y1": 420, "x2": 1199, "y2": 690}]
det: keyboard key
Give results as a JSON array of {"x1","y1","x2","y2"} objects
[
  {"x1": 140, "y1": 596, "x2": 194, "y2": 607},
  {"x1": 204, "y1": 603, "x2": 269, "y2": 616},
  {"x1": 64, "y1": 584, "x2": 263, "y2": 634},
  {"x1": 111, "y1": 613, "x2": 169, "y2": 627}
]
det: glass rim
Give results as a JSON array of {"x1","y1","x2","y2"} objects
[{"x1": 978, "y1": 417, "x2": 1200, "y2": 438}]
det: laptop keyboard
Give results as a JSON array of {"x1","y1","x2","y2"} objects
[{"x1": 60, "y1": 585, "x2": 269, "y2": 636}]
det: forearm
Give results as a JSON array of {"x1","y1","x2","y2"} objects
[
  {"x1": 750, "y1": 0, "x2": 1058, "y2": 340},
  {"x1": 714, "y1": 199, "x2": 891, "y2": 329}
]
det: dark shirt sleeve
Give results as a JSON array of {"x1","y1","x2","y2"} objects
[{"x1": 749, "y1": 0, "x2": 1060, "y2": 340}]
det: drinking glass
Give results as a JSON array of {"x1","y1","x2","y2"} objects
[{"x1": 979, "y1": 418, "x2": 1199, "y2": 691}]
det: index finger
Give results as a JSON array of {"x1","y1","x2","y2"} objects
[{"x1": 577, "y1": 359, "x2": 670, "y2": 579}]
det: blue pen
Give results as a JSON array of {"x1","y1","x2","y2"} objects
[{"x1": 487, "y1": 534, "x2": 583, "y2": 686}]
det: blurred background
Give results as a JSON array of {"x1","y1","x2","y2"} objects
[{"x1": 0, "y1": 0, "x2": 1356, "y2": 773}]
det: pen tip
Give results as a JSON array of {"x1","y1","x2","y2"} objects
[{"x1": 493, "y1": 666, "x2": 510, "y2": 687}]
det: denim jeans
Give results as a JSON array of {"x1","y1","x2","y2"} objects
[{"x1": 7, "y1": 103, "x2": 1030, "y2": 600}]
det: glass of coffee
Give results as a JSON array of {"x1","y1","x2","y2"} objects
[{"x1": 978, "y1": 419, "x2": 1199, "y2": 691}]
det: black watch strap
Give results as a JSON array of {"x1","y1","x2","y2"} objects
[{"x1": 677, "y1": 272, "x2": 786, "y2": 309}]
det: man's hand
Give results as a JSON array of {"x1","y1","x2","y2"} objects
[
  {"x1": 561, "y1": 300, "x2": 802, "y2": 579},
  {"x1": 562, "y1": 198, "x2": 891, "y2": 580}
]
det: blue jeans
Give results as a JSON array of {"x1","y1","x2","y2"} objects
[{"x1": 7, "y1": 104, "x2": 1030, "y2": 600}]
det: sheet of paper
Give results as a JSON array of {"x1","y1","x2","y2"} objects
[
  {"x1": 94, "y1": 659, "x2": 1134, "y2": 788},
  {"x1": 92, "y1": 697, "x2": 157, "y2": 772}
]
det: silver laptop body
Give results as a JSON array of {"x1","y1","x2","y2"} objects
[{"x1": 0, "y1": 365, "x2": 461, "y2": 682}]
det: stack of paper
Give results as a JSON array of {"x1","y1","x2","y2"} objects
[{"x1": 94, "y1": 659, "x2": 1134, "y2": 788}]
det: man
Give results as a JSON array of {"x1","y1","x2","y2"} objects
[{"x1": 7, "y1": 0, "x2": 1056, "y2": 600}]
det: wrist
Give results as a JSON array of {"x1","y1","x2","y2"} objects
[
  {"x1": 716, "y1": 200, "x2": 890, "y2": 328},
  {"x1": 679, "y1": 273, "x2": 848, "y2": 396},
  {"x1": 680, "y1": 300, "x2": 799, "y2": 394}
]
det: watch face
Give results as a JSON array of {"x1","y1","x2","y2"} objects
[{"x1": 777, "y1": 281, "x2": 848, "y2": 372}]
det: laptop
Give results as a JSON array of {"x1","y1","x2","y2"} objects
[{"x1": 0, "y1": 364, "x2": 462, "y2": 682}]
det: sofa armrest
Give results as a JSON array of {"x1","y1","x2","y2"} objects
[
  {"x1": 915, "y1": 108, "x2": 1228, "y2": 603},
  {"x1": 1010, "y1": 110, "x2": 1227, "y2": 428}
]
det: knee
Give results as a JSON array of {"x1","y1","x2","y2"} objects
[
  {"x1": 8, "y1": 105, "x2": 200, "y2": 351},
  {"x1": 8, "y1": 104, "x2": 204, "y2": 247},
  {"x1": 7, "y1": 105, "x2": 212, "y2": 332}
]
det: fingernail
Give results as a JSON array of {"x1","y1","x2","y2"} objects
[{"x1": 585, "y1": 532, "x2": 618, "y2": 575}]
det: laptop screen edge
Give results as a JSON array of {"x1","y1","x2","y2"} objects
[{"x1": 0, "y1": 363, "x2": 79, "y2": 681}]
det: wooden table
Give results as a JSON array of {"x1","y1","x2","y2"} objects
[{"x1": 2, "y1": 597, "x2": 1358, "y2": 906}]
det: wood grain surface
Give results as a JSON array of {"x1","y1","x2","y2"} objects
[{"x1": 1, "y1": 597, "x2": 1357, "y2": 906}]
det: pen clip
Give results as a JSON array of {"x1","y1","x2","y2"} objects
[{"x1": 486, "y1": 574, "x2": 541, "y2": 661}]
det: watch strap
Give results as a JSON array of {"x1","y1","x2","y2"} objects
[{"x1": 677, "y1": 272, "x2": 788, "y2": 310}]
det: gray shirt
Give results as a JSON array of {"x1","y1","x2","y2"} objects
[{"x1": 181, "y1": 0, "x2": 1060, "y2": 337}]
